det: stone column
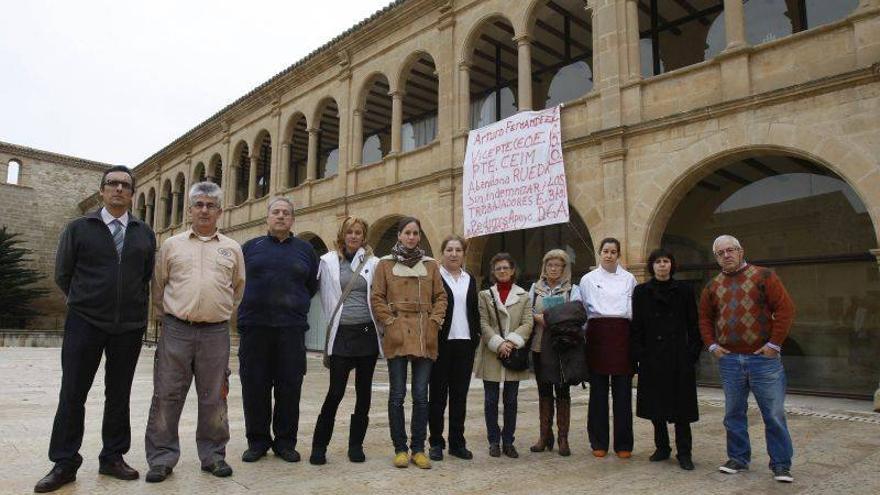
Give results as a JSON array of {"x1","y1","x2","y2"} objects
[
  {"x1": 872, "y1": 248, "x2": 880, "y2": 412},
  {"x1": 723, "y1": 0, "x2": 746, "y2": 50},
  {"x1": 279, "y1": 140, "x2": 291, "y2": 190},
  {"x1": 145, "y1": 203, "x2": 154, "y2": 229},
  {"x1": 588, "y1": 3, "x2": 600, "y2": 89},
  {"x1": 306, "y1": 128, "x2": 319, "y2": 180},
  {"x1": 855, "y1": 0, "x2": 880, "y2": 67},
  {"x1": 171, "y1": 191, "x2": 181, "y2": 226},
  {"x1": 458, "y1": 62, "x2": 471, "y2": 131},
  {"x1": 247, "y1": 155, "x2": 258, "y2": 200},
  {"x1": 351, "y1": 108, "x2": 363, "y2": 166},
  {"x1": 390, "y1": 91, "x2": 404, "y2": 154},
  {"x1": 515, "y1": 35, "x2": 533, "y2": 111},
  {"x1": 625, "y1": 0, "x2": 641, "y2": 82}
]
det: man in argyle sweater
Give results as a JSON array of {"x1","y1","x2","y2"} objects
[{"x1": 699, "y1": 234, "x2": 795, "y2": 483}]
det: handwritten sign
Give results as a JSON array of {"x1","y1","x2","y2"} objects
[{"x1": 463, "y1": 106, "x2": 568, "y2": 238}]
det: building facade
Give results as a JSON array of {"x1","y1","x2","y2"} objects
[
  {"x1": 0, "y1": 141, "x2": 110, "y2": 329},
  {"x1": 127, "y1": 0, "x2": 880, "y2": 400}
]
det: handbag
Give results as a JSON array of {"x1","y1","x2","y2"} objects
[
  {"x1": 490, "y1": 288, "x2": 531, "y2": 371},
  {"x1": 323, "y1": 255, "x2": 369, "y2": 369}
]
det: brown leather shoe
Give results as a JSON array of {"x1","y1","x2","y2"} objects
[
  {"x1": 99, "y1": 458, "x2": 139, "y2": 480},
  {"x1": 34, "y1": 465, "x2": 76, "y2": 493},
  {"x1": 592, "y1": 449, "x2": 607, "y2": 458},
  {"x1": 617, "y1": 450, "x2": 632, "y2": 459}
]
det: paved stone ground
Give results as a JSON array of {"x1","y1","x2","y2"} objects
[{"x1": 2, "y1": 347, "x2": 879, "y2": 494}]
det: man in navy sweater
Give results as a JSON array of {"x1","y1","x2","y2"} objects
[{"x1": 237, "y1": 196, "x2": 319, "y2": 463}]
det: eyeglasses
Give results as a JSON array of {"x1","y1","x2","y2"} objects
[
  {"x1": 103, "y1": 180, "x2": 133, "y2": 190},
  {"x1": 714, "y1": 246, "x2": 741, "y2": 258},
  {"x1": 192, "y1": 202, "x2": 219, "y2": 211},
  {"x1": 493, "y1": 266, "x2": 512, "y2": 272}
]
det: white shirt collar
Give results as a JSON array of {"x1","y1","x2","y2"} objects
[
  {"x1": 439, "y1": 265, "x2": 469, "y2": 283},
  {"x1": 599, "y1": 263, "x2": 620, "y2": 276},
  {"x1": 100, "y1": 207, "x2": 129, "y2": 227}
]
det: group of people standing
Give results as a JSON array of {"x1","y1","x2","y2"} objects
[{"x1": 34, "y1": 166, "x2": 797, "y2": 492}]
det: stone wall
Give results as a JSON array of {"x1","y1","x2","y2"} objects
[{"x1": 0, "y1": 142, "x2": 110, "y2": 329}]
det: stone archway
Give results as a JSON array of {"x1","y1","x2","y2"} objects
[{"x1": 647, "y1": 148, "x2": 880, "y2": 398}]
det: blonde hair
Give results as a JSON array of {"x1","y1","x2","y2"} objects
[
  {"x1": 335, "y1": 216, "x2": 373, "y2": 257},
  {"x1": 540, "y1": 249, "x2": 572, "y2": 284}
]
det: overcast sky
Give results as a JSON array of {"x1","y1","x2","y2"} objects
[{"x1": 0, "y1": 0, "x2": 392, "y2": 166}]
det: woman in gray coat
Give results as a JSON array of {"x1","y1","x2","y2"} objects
[{"x1": 475, "y1": 253, "x2": 533, "y2": 459}]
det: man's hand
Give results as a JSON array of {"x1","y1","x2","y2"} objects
[
  {"x1": 712, "y1": 345, "x2": 731, "y2": 358},
  {"x1": 753, "y1": 345, "x2": 779, "y2": 358}
]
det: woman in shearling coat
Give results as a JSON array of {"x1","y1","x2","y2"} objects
[
  {"x1": 370, "y1": 217, "x2": 447, "y2": 470},
  {"x1": 475, "y1": 252, "x2": 533, "y2": 459}
]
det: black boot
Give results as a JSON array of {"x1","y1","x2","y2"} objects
[
  {"x1": 310, "y1": 411, "x2": 333, "y2": 465},
  {"x1": 348, "y1": 414, "x2": 369, "y2": 462}
]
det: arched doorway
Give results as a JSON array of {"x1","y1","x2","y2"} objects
[
  {"x1": 297, "y1": 232, "x2": 329, "y2": 351},
  {"x1": 659, "y1": 152, "x2": 879, "y2": 398},
  {"x1": 370, "y1": 215, "x2": 434, "y2": 258},
  {"x1": 469, "y1": 205, "x2": 594, "y2": 290}
]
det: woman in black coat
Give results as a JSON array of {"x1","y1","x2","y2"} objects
[{"x1": 631, "y1": 248, "x2": 701, "y2": 471}]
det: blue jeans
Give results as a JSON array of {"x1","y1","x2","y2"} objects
[
  {"x1": 387, "y1": 357, "x2": 432, "y2": 453},
  {"x1": 718, "y1": 353, "x2": 793, "y2": 470},
  {"x1": 483, "y1": 381, "x2": 519, "y2": 446}
]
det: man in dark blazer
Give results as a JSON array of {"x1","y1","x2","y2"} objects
[{"x1": 35, "y1": 165, "x2": 156, "y2": 493}]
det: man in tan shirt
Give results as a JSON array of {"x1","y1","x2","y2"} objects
[{"x1": 145, "y1": 181, "x2": 245, "y2": 483}]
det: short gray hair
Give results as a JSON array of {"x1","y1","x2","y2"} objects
[
  {"x1": 712, "y1": 234, "x2": 742, "y2": 253},
  {"x1": 267, "y1": 196, "x2": 295, "y2": 215},
  {"x1": 189, "y1": 181, "x2": 223, "y2": 207}
]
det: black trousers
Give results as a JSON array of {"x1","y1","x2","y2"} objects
[
  {"x1": 428, "y1": 340, "x2": 476, "y2": 450},
  {"x1": 312, "y1": 354, "x2": 378, "y2": 449},
  {"x1": 652, "y1": 419, "x2": 692, "y2": 456},
  {"x1": 238, "y1": 325, "x2": 306, "y2": 452},
  {"x1": 587, "y1": 373, "x2": 633, "y2": 452},
  {"x1": 49, "y1": 311, "x2": 143, "y2": 468}
]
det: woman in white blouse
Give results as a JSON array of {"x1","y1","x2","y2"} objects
[
  {"x1": 577, "y1": 237, "x2": 637, "y2": 459},
  {"x1": 427, "y1": 235, "x2": 481, "y2": 462}
]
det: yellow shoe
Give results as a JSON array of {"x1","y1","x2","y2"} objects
[
  {"x1": 393, "y1": 452, "x2": 409, "y2": 468},
  {"x1": 411, "y1": 451, "x2": 432, "y2": 469}
]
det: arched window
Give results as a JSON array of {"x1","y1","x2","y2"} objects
[
  {"x1": 316, "y1": 99, "x2": 340, "y2": 178},
  {"x1": 360, "y1": 74, "x2": 392, "y2": 164},
  {"x1": 255, "y1": 132, "x2": 271, "y2": 198},
  {"x1": 401, "y1": 53, "x2": 439, "y2": 152},
  {"x1": 638, "y1": 1, "x2": 727, "y2": 78},
  {"x1": 744, "y1": 0, "x2": 859, "y2": 46},
  {"x1": 530, "y1": 0, "x2": 595, "y2": 109},
  {"x1": 6, "y1": 159, "x2": 21, "y2": 185},
  {"x1": 468, "y1": 16, "x2": 519, "y2": 129}
]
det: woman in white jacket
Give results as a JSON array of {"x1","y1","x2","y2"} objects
[{"x1": 309, "y1": 217, "x2": 381, "y2": 465}]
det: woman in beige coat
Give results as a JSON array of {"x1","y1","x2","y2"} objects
[
  {"x1": 475, "y1": 252, "x2": 533, "y2": 458},
  {"x1": 370, "y1": 217, "x2": 447, "y2": 469}
]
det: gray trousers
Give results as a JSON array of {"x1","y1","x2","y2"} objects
[{"x1": 145, "y1": 316, "x2": 230, "y2": 468}]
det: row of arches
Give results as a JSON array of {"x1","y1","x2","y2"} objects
[
  {"x1": 137, "y1": 1, "x2": 860, "y2": 222},
  {"x1": 298, "y1": 148, "x2": 878, "y2": 398}
]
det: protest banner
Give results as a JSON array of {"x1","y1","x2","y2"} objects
[{"x1": 462, "y1": 106, "x2": 568, "y2": 238}]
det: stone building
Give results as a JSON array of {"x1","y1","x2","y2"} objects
[
  {"x1": 0, "y1": 141, "x2": 110, "y2": 329},
  {"x1": 127, "y1": 0, "x2": 880, "y2": 400}
]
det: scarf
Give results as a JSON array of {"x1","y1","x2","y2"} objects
[
  {"x1": 497, "y1": 280, "x2": 513, "y2": 304},
  {"x1": 390, "y1": 241, "x2": 425, "y2": 268}
]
